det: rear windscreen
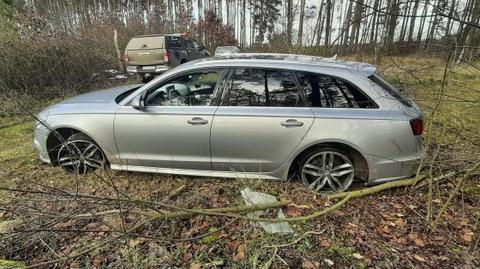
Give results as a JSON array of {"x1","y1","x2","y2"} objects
[
  {"x1": 369, "y1": 74, "x2": 412, "y2": 107},
  {"x1": 127, "y1": 36, "x2": 164, "y2": 50}
]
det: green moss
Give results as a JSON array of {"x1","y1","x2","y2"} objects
[
  {"x1": 201, "y1": 227, "x2": 219, "y2": 245},
  {"x1": 327, "y1": 244, "x2": 355, "y2": 257},
  {"x1": 0, "y1": 259, "x2": 26, "y2": 269}
]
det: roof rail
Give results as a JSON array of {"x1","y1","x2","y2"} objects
[{"x1": 212, "y1": 53, "x2": 376, "y2": 76}]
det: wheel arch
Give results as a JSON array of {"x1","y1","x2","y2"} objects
[
  {"x1": 46, "y1": 126, "x2": 103, "y2": 165},
  {"x1": 288, "y1": 140, "x2": 370, "y2": 182}
]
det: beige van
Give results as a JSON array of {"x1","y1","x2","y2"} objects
[{"x1": 124, "y1": 34, "x2": 211, "y2": 82}]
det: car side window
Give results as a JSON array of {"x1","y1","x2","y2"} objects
[
  {"x1": 144, "y1": 71, "x2": 220, "y2": 106},
  {"x1": 297, "y1": 72, "x2": 377, "y2": 108},
  {"x1": 191, "y1": 40, "x2": 201, "y2": 50},
  {"x1": 185, "y1": 39, "x2": 194, "y2": 48},
  {"x1": 226, "y1": 69, "x2": 305, "y2": 107}
]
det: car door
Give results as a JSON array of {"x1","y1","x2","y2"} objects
[
  {"x1": 210, "y1": 68, "x2": 315, "y2": 173},
  {"x1": 114, "y1": 69, "x2": 226, "y2": 170}
]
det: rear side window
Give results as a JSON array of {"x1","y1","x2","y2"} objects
[
  {"x1": 165, "y1": 36, "x2": 185, "y2": 48},
  {"x1": 368, "y1": 74, "x2": 412, "y2": 107},
  {"x1": 225, "y1": 69, "x2": 305, "y2": 107},
  {"x1": 297, "y1": 72, "x2": 377, "y2": 108}
]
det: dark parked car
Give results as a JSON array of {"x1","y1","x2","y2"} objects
[{"x1": 124, "y1": 34, "x2": 211, "y2": 82}]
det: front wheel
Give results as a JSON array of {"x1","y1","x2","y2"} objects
[
  {"x1": 298, "y1": 148, "x2": 355, "y2": 193},
  {"x1": 56, "y1": 133, "x2": 107, "y2": 174}
]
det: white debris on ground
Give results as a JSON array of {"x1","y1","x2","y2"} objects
[
  {"x1": 91, "y1": 69, "x2": 128, "y2": 80},
  {"x1": 105, "y1": 69, "x2": 119, "y2": 74},
  {"x1": 240, "y1": 188, "x2": 293, "y2": 234},
  {"x1": 114, "y1": 74, "x2": 128, "y2": 79}
]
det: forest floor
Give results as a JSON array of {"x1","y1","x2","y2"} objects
[{"x1": 0, "y1": 56, "x2": 479, "y2": 268}]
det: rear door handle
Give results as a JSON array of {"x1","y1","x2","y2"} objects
[
  {"x1": 188, "y1": 117, "x2": 208, "y2": 125},
  {"x1": 281, "y1": 119, "x2": 304, "y2": 127}
]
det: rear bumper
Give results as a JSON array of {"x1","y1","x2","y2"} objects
[
  {"x1": 126, "y1": 65, "x2": 171, "y2": 75},
  {"x1": 366, "y1": 153, "x2": 422, "y2": 185}
]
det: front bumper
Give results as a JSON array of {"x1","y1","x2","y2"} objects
[
  {"x1": 126, "y1": 65, "x2": 171, "y2": 75},
  {"x1": 33, "y1": 122, "x2": 51, "y2": 163}
]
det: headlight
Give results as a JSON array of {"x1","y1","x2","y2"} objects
[
  {"x1": 34, "y1": 121, "x2": 42, "y2": 130},
  {"x1": 35, "y1": 110, "x2": 49, "y2": 130}
]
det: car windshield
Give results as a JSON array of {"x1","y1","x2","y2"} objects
[{"x1": 368, "y1": 74, "x2": 412, "y2": 107}]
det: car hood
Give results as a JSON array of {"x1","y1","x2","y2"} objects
[{"x1": 59, "y1": 84, "x2": 142, "y2": 104}]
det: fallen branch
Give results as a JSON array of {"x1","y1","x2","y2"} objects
[
  {"x1": 432, "y1": 161, "x2": 480, "y2": 231},
  {"x1": 143, "y1": 200, "x2": 292, "y2": 220},
  {"x1": 327, "y1": 178, "x2": 417, "y2": 200},
  {"x1": 414, "y1": 172, "x2": 457, "y2": 190},
  {"x1": 266, "y1": 230, "x2": 325, "y2": 248}
]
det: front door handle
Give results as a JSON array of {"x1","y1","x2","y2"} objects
[
  {"x1": 281, "y1": 119, "x2": 304, "y2": 127},
  {"x1": 188, "y1": 117, "x2": 208, "y2": 125}
]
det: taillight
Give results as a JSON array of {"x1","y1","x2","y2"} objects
[
  {"x1": 410, "y1": 118, "x2": 423, "y2": 136},
  {"x1": 123, "y1": 51, "x2": 128, "y2": 63},
  {"x1": 163, "y1": 50, "x2": 169, "y2": 62}
]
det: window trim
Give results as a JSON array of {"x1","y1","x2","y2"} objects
[
  {"x1": 295, "y1": 71, "x2": 379, "y2": 109},
  {"x1": 220, "y1": 67, "x2": 309, "y2": 108}
]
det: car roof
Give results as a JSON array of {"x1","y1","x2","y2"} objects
[
  {"x1": 176, "y1": 53, "x2": 377, "y2": 77},
  {"x1": 132, "y1": 33, "x2": 187, "y2": 38}
]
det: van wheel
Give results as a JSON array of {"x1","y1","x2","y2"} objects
[
  {"x1": 298, "y1": 148, "x2": 355, "y2": 193},
  {"x1": 142, "y1": 76, "x2": 153, "y2": 83},
  {"x1": 136, "y1": 74, "x2": 153, "y2": 83}
]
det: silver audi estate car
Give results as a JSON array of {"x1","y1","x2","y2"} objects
[{"x1": 34, "y1": 54, "x2": 423, "y2": 192}]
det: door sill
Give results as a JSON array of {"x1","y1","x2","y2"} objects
[{"x1": 110, "y1": 164, "x2": 280, "y2": 180}]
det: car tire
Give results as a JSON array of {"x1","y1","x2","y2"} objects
[
  {"x1": 56, "y1": 133, "x2": 107, "y2": 174},
  {"x1": 297, "y1": 147, "x2": 355, "y2": 193}
]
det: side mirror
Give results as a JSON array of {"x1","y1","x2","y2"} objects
[{"x1": 132, "y1": 93, "x2": 145, "y2": 110}]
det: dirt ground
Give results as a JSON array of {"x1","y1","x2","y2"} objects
[{"x1": 0, "y1": 56, "x2": 479, "y2": 268}]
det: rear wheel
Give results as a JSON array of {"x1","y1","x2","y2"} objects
[
  {"x1": 298, "y1": 148, "x2": 355, "y2": 193},
  {"x1": 57, "y1": 133, "x2": 107, "y2": 174}
]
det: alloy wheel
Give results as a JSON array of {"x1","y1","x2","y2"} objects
[
  {"x1": 301, "y1": 151, "x2": 354, "y2": 192},
  {"x1": 57, "y1": 139, "x2": 106, "y2": 174}
]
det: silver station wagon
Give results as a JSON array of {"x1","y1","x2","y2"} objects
[{"x1": 34, "y1": 54, "x2": 423, "y2": 192}]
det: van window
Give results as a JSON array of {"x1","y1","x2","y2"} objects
[
  {"x1": 297, "y1": 72, "x2": 377, "y2": 108},
  {"x1": 166, "y1": 36, "x2": 185, "y2": 48},
  {"x1": 369, "y1": 74, "x2": 412, "y2": 107},
  {"x1": 225, "y1": 69, "x2": 305, "y2": 107},
  {"x1": 127, "y1": 36, "x2": 164, "y2": 49}
]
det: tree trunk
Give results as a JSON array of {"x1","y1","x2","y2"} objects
[
  {"x1": 416, "y1": 0, "x2": 429, "y2": 42},
  {"x1": 384, "y1": 0, "x2": 399, "y2": 52},
  {"x1": 407, "y1": 0, "x2": 419, "y2": 41},
  {"x1": 324, "y1": 0, "x2": 332, "y2": 48},
  {"x1": 369, "y1": 0, "x2": 380, "y2": 44},
  {"x1": 114, "y1": 29, "x2": 125, "y2": 73},
  {"x1": 297, "y1": 0, "x2": 306, "y2": 46},
  {"x1": 350, "y1": 0, "x2": 364, "y2": 49},
  {"x1": 286, "y1": 0, "x2": 293, "y2": 45},
  {"x1": 342, "y1": 0, "x2": 353, "y2": 49}
]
